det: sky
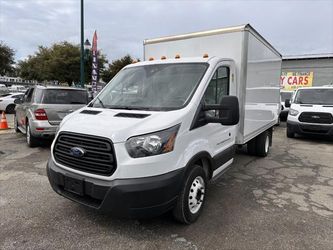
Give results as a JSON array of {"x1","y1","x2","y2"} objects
[{"x1": 0, "y1": 0, "x2": 333, "y2": 62}]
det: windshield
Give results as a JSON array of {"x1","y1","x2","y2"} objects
[
  {"x1": 37, "y1": 89, "x2": 88, "y2": 104},
  {"x1": 281, "y1": 92, "x2": 292, "y2": 102},
  {"x1": 294, "y1": 89, "x2": 333, "y2": 105},
  {"x1": 91, "y1": 63, "x2": 208, "y2": 110}
]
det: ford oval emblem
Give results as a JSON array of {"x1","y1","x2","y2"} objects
[{"x1": 69, "y1": 147, "x2": 85, "y2": 158}]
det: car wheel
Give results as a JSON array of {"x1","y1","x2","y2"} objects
[
  {"x1": 173, "y1": 165, "x2": 207, "y2": 224},
  {"x1": 5, "y1": 104, "x2": 15, "y2": 114},
  {"x1": 247, "y1": 138, "x2": 257, "y2": 155},
  {"x1": 255, "y1": 131, "x2": 270, "y2": 157},
  {"x1": 286, "y1": 127, "x2": 295, "y2": 138},
  {"x1": 26, "y1": 121, "x2": 38, "y2": 147},
  {"x1": 14, "y1": 115, "x2": 20, "y2": 132},
  {"x1": 275, "y1": 116, "x2": 281, "y2": 126}
]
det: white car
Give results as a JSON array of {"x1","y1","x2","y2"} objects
[
  {"x1": 280, "y1": 91, "x2": 293, "y2": 120},
  {"x1": 285, "y1": 86, "x2": 333, "y2": 138},
  {"x1": 0, "y1": 84, "x2": 8, "y2": 92},
  {"x1": 0, "y1": 93, "x2": 24, "y2": 114},
  {"x1": 8, "y1": 85, "x2": 27, "y2": 93}
]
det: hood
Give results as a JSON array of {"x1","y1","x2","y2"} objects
[
  {"x1": 58, "y1": 107, "x2": 185, "y2": 143},
  {"x1": 291, "y1": 103, "x2": 333, "y2": 114}
]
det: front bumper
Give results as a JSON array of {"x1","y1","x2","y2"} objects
[
  {"x1": 47, "y1": 158, "x2": 185, "y2": 218},
  {"x1": 30, "y1": 120, "x2": 57, "y2": 138},
  {"x1": 287, "y1": 120, "x2": 333, "y2": 137}
]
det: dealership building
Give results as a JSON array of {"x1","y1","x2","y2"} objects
[{"x1": 281, "y1": 53, "x2": 333, "y2": 91}]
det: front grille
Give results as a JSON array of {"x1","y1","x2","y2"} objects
[
  {"x1": 298, "y1": 112, "x2": 333, "y2": 124},
  {"x1": 53, "y1": 132, "x2": 116, "y2": 176}
]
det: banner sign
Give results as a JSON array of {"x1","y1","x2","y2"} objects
[
  {"x1": 280, "y1": 72, "x2": 313, "y2": 91},
  {"x1": 91, "y1": 31, "x2": 98, "y2": 92}
]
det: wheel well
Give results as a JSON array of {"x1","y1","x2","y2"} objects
[{"x1": 192, "y1": 157, "x2": 213, "y2": 180}]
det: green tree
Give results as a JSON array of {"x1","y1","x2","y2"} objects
[
  {"x1": 101, "y1": 55, "x2": 137, "y2": 83},
  {"x1": 0, "y1": 42, "x2": 15, "y2": 75},
  {"x1": 18, "y1": 42, "x2": 108, "y2": 85}
]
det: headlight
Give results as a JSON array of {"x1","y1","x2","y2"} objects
[
  {"x1": 125, "y1": 124, "x2": 180, "y2": 158},
  {"x1": 289, "y1": 108, "x2": 299, "y2": 116}
]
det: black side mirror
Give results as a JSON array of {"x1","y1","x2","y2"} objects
[
  {"x1": 14, "y1": 98, "x2": 23, "y2": 104},
  {"x1": 203, "y1": 96, "x2": 240, "y2": 126},
  {"x1": 285, "y1": 99, "x2": 291, "y2": 108}
]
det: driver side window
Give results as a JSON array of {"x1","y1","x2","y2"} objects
[{"x1": 203, "y1": 66, "x2": 230, "y2": 117}]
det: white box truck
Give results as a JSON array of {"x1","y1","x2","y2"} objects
[{"x1": 47, "y1": 24, "x2": 282, "y2": 224}]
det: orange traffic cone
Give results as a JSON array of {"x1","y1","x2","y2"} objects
[{"x1": 0, "y1": 111, "x2": 9, "y2": 130}]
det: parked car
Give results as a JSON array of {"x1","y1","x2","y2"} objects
[
  {"x1": 47, "y1": 24, "x2": 282, "y2": 224},
  {"x1": 0, "y1": 93, "x2": 24, "y2": 113},
  {"x1": 280, "y1": 90, "x2": 293, "y2": 120},
  {"x1": 8, "y1": 85, "x2": 27, "y2": 93},
  {"x1": 14, "y1": 86, "x2": 89, "y2": 147},
  {"x1": 285, "y1": 86, "x2": 333, "y2": 138},
  {"x1": 0, "y1": 84, "x2": 8, "y2": 92}
]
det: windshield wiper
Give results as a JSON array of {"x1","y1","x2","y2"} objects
[{"x1": 96, "y1": 97, "x2": 105, "y2": 108}]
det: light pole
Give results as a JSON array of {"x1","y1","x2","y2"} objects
[{"x1": 80, "y1": 0, "x2": 84, "y2": 88}]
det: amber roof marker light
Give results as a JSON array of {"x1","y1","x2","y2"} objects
[
  {"x1": 149, "y1": 57, "x2": 154, "y2": 61},
  {"x1": 175, "y1": 54, "x2": 180, "y2": 59},
  {"x1": 203, "y1": 53, "x2": 209, "y2": 58},
  {"x1": 161, "y1": 56, "x2": 166, "y2": 60}
]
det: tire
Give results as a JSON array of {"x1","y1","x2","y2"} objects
[
  {"x1": 26, "y1": 121, "x2": 38, "y2": 147},
  {"x1": 247, "y1": 138, "x2": 257, "y2": 155},
  {"x1": 255, "y1": 131, "x2": 270, "y2": 157},
  {"x1": 173, "y1": 165, "x2": 207, "y2": 224},
  {"x1": 275, "y1": 117, "x2": 281, "y2": 126},
  {"x1": 5, "y1": 104, "x2": 15, "y2": 114},
  {"x1": 286, "y1": 127, "x2": 295, "y2": 138},
  {"x1": 14, "y1": 115, "x2": 20, "y2": 133}
]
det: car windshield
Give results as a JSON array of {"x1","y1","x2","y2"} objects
[
  {"x1": 281, "y1": 92, "x2": 292, "y2": 102},
  {"x1": 91, "y1": 63, "x2": 208, "y2": 110},
  {"x1": 294, "y1": 89, "x2": 333, "y2": 105},
  {"x1": 37, "y1": 89, "x2": 88, "y2": 104}
]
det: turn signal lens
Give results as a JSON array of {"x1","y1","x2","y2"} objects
[{"x1": 34, "y1": 109, "x2": 48, "y2": 120}]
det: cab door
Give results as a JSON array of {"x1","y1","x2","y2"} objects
[{"x1": 190, "y1": 61, "x2": 237, "y2": 177}]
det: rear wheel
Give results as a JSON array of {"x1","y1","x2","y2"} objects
[
  {"x1": 173, "y1": 165, "x2": 207, "y2": 224},
  {"x1": 255, "y1": 131, "x2": 270, "y2": 157},
  {"x1": 5, "y1": 104, "x2": 15, "y2": 114},
  {"x1": 26, "y1": 121, "x2": 38, "y2": 147}
]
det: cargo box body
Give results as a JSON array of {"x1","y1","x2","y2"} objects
[{"x1": 144, "y1": 24, "x2": 282, "y2": 144}]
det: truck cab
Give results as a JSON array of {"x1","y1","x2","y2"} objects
[{"x1": 47, "y1": 24, "x2": 281, "y2": 224}]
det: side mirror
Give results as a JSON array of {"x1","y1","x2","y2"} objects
[
  {"x1": 14, "y1": 98, "x2": 23, "y2": 104},
  {"x1": 203, "y1": 96, "x2": 240, "y2": 126},
  {"x1": 285, "y1": 99, "x2": 291, "y2": 108}
]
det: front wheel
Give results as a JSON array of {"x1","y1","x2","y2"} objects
[
  {"x1": 286, "y1": 127, "x2": 295, "y2": 138},
  {"x1": 14, "y1": 115, "x2": 20, "y2": 132},
  {"x1": 173, "y1": 165, "x2": 207, "y2": 224},
  {"x1": 26, "y1": 122, "x2": 38, "y2": 147}
]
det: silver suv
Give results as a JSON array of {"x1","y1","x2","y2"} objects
[{"x1": 14, "y1": 86, "x2": 89, "y2": 147}]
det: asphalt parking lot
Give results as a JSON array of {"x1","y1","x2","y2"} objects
[{"x1": 0, "y1": 119, "x2": 333, "y2": 250}]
